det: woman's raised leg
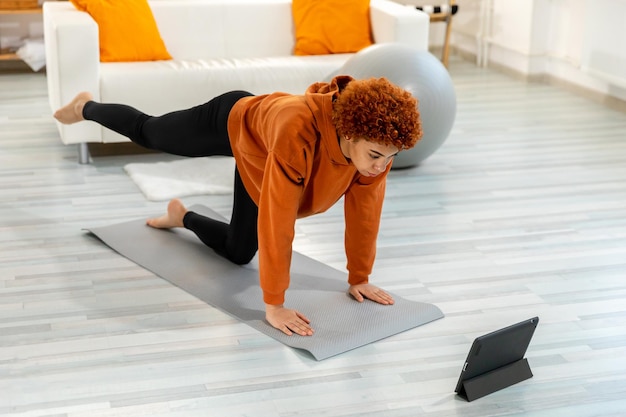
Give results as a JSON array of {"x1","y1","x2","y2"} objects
[{"x1": 54, "y1": 90, "x2": 252, "y2": 157}]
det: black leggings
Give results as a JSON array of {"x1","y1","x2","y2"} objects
[{"x1": 83, "y1": 91, "x2": 258, "y2": 264}]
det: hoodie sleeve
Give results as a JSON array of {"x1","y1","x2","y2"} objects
[
  {"x1": 256, "y1": 151, "x2": 305, "y2": 305},
  {"x1": 343, "y1": 166, "x2": 390, "y2": 286}
]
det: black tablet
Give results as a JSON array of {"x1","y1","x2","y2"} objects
[{"x1": 455, "y1": 316, "x2": 539, "y2": 400}]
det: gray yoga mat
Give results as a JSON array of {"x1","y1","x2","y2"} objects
[{"x1": 87, "y1": 205, "x2": 444, "y2": 360}]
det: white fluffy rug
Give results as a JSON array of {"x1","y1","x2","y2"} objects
[{"x1": 124, "y1": 156, "x2": 235, "y2": 201}]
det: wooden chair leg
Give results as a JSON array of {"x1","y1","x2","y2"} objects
[
  {"x1": 414, "y1": 2, "x2": 457, "y2": 67},
  {"x1": 442, "y1": 14, "x2": 453, "y2": 67}
]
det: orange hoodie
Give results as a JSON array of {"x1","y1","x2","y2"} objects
[{"x1": 228, "y1": 75, "x2": 390, "y2": 305}]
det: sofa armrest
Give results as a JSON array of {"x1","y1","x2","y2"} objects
[
  {"x1": 370, "y1": 0, "x2": 430, "y2": 50},
  {"x1": 43, "y1": 2, "x2": 102, "y2": 144}
]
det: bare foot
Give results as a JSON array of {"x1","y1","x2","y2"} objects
[
  {"x1": 146, "y1": 199, "x2": 188, "y2": 229},
  {"x1": 53, "y1": 91, "x2": 93, "y2": 124}
]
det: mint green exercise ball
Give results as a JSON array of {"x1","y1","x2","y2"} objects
[{"x1": 336, "y1": 43, "x2": 456, "y2": 168}]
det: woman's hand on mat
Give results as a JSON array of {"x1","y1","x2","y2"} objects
[
  {"x1": 265, "y1": 304, "x2": 314, "y2": 336},
  {"x1": 349, "y1": 284, "x2": 395, "y2": 305}
]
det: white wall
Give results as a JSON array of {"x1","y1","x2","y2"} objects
[{"x1": 449, "y1": 0, "x2": 626, "y2": 103}]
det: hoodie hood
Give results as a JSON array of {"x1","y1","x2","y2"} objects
[{"x1": 304, "y1": 75, "x2": 354, "y2": 165}]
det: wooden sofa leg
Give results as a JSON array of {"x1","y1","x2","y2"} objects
[{"x1": 78, "y1": 143, "x2": 91, "y2": 164}]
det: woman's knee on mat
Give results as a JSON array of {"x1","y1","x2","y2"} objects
[{"x1": 225, "y1": 245, "x2": 257, "y2": 265}]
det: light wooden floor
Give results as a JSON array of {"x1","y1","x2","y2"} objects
[{"x1": 1, "y1": 58, "x2": 626, "y2": 417}]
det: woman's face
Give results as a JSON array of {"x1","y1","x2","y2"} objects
[{"x1": 341, "y1": 138, "x2": 400, "y2": 178}]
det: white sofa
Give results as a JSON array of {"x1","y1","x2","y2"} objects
[{"x1": 43, "y1": 0, "x2": 429, "y2": 163}]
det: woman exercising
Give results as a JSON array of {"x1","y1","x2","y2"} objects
[{"x1": 54, "y1": 75, "x2": 422, "y2": 336}]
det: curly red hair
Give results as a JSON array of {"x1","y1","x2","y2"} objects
[{"x1": 332, "y1": 77, "x2": 422, "y2": 150}]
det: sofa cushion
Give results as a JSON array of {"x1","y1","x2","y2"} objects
[
  {"x1": 69, "y1": 0, "x2": 172, "y2": 62},
  {"x1": 151, "y1": 0, "x2": 296, "y2": 60},
  {"x1": 292, "y1": 0, "x2": 373, "y2": 55}
]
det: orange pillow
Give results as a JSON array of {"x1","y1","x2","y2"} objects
[
  {"x1": 69, "y1": 0, "x2": 172, "y2": 62},
  {"x1": 292, "y1": 0, "x2": 373, "y2": 56}
]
